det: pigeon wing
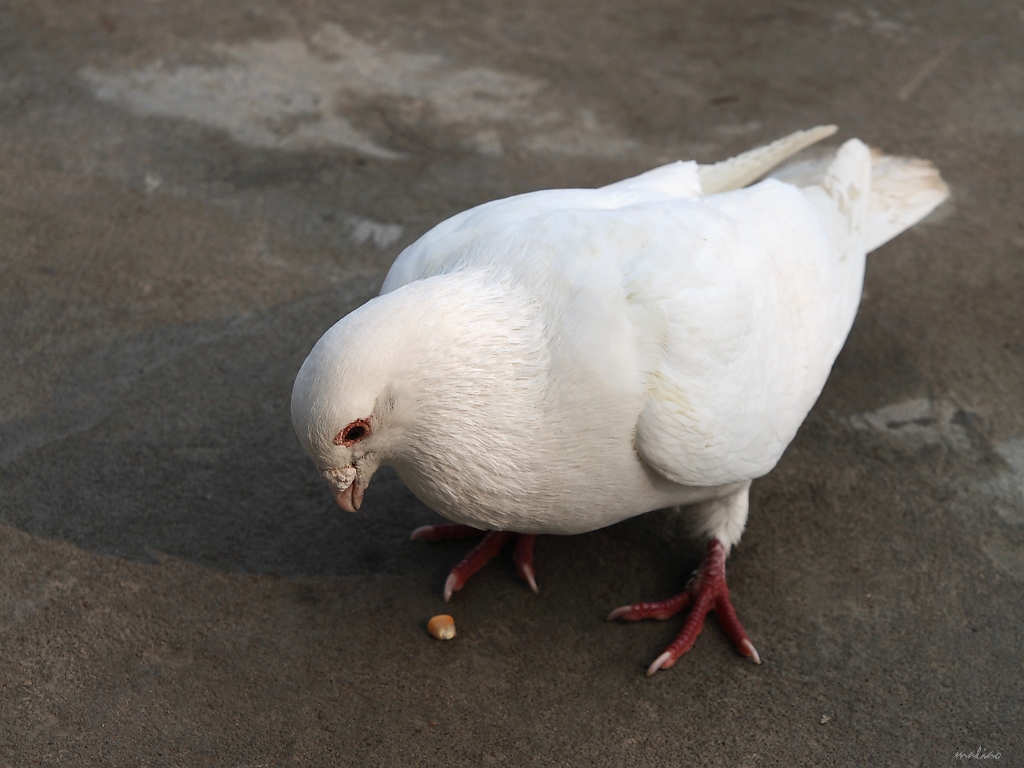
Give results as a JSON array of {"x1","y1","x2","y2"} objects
[{"x1": 631, "y1": 141, "x2": 873, "y2": 487}]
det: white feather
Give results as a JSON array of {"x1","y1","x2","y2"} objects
[{"x1": 293, "y1": 128, "x2": 949, "y2": 549}]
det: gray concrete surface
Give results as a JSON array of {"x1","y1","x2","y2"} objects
[{"x1": 1, "y1": 0, "x2": 1022, "y2": 765}]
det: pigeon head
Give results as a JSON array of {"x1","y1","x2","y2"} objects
[
  {"x1": 291, "y1": 271, "x2": 548, "y2": 518},
  {"x1": 291, "y1": 291, "x2": 417, "y2": 513}
]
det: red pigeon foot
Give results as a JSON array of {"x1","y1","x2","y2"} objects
[
  {"x1": 608, "y1": 538, "x2": 760, "y2": 675},
  {"x1": 411, "y1": 524, "x2": 539, "y2": 601}
]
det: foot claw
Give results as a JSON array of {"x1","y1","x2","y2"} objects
[
  {"x1": 739, "y1": 638, "x2": 761, "y2": 664},
  {"x1": 512, "y1": 534, "x2": 539, "y2": 593},
  {"x1": 606, "y1": 605, "x2": 632, "y2": 622},
  {"x1": 646, "y1": 651, "x2": 674, "y2": 677},
  {"x1": 443, "y1": 573, "x2": 459, "y2": 603},
  {"x1": 519, "y1": 563, "x2": 539, "y2": 594},
  {"x1": 512, "y1": 535, "x2": 539, "y2": 593}
]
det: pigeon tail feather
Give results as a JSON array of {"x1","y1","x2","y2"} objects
[
  {"x1": 772, "y1": 143, "x2": 949, "y2": 253},
  {"x1": 863, "y1": 152, "x2": 949, "y2": 251},
  {"x1": 698, "y1": 125, "x2": 838, "y2": 195}
]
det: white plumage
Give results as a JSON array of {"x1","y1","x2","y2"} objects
[{"x1": 291, "y1": 126, "x2": 948, "y2": 672}]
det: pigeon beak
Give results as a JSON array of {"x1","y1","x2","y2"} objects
[{"x1": 319, "y1": 467, "x2": 367, "y2": 513}]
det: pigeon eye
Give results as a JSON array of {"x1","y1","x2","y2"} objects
[{"x1": 334, "y1": 419, "x2": 371, "y2": 447}]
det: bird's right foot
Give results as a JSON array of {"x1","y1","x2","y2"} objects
[{"x1": 411, "y1": 523, "x2": 539, "y2": 601}]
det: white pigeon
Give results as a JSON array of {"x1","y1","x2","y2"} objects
[{"x1": 291, "y1": 126, "x2": 948, "y2": 675}]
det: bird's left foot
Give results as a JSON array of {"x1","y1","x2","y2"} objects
[
  {"x1": 608, "y1": 538, "x2": 760, "y2": 675},
  {"x1": 410, "y1": 524, "x2": 539, "y2": 601}
]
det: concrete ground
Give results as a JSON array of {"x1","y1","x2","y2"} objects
[{"x1": 1, "y1": 0, "x2": 1022, "y2": 765}]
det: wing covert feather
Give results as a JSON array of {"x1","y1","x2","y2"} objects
[{"x1": 630, "y1": 181, "x2": 853, "y2": 487}]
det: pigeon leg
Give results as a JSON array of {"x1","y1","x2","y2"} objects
[
  {"x1": 412, "y1": 525, "x2": 539, "y2": 600},
  {"x1": 608, "y1": 538, "x2": 760, "y2": 675}
]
